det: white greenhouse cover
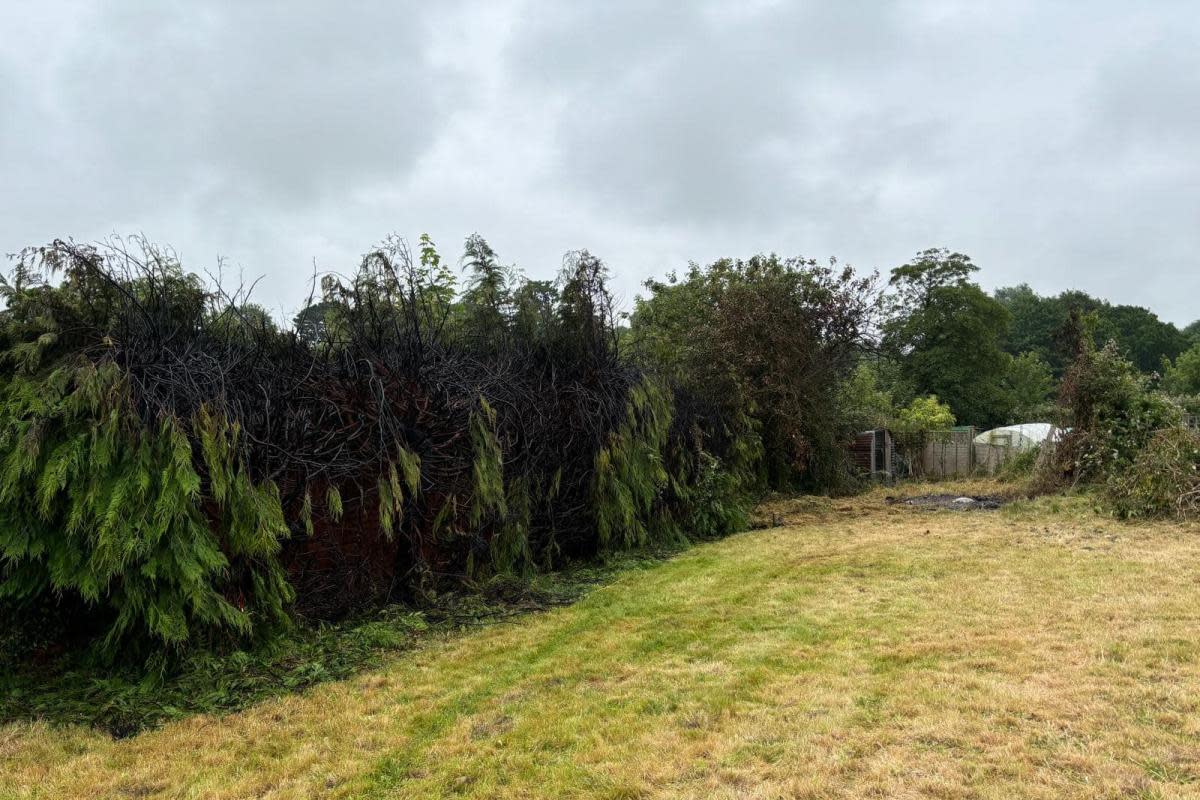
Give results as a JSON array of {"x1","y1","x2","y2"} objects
[{"x1": 973, "y1": 423, "x2": 1058, "y2": 450}]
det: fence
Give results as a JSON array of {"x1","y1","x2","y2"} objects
[
  {"x1": 888, "y1": 427, "x2": 1021, "y2": 479},
  {"x1": 895, "y1": 428, "x2": 971, "y2": 479},
  {"x1": 859, "y1": 416, "x2": 1197, "y2": 482}
]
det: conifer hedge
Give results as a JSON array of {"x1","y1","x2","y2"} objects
[{"x1": 0, "y1": 237, "x2": 757, "y2": 656}]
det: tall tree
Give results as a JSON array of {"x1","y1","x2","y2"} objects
[
  {"x1": 1163, "y1": 341, "x2": 1200, "y2": 397},
  {"x1": 994, "y1": 284, "x2": 1068, "y2": 372},
  {"x1": 460, "y1": 234, "x2": 512, "y2": 351},
  {"x1": 884, "y1": 249, "x2": 1012, "y2": 427},
  {"x1": 631, "y1": 254, "x2": 878, "y2": 489},
  {"x1": 1184, "y1": 320, "x2": 1200, "y2": 344},
  {"x1": 996, "y1": 284, "x2": 1189, "y2": 375}
]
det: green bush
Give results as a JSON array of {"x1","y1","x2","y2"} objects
[
  {"x1": 996, "y1": 444, "x2": 1041, "y2": 483},
  {"x1": 0, "y1": 361, "x2": 292, "y2": 653},
  {"x1": 893, "y1": 395, "x2": 956, "y2": 433},
  {"x1": 1105, "y1": 427, "x2": 1200, "y2": 519},
  {"x1": 0, "y1": 237, "x2": 772, "y2": 661},
  {"x1": 628, "y1": 254, "x2": 879, "y2": 492},
  {"x1": 1050, "y1": 339, "x2": 1181, "y2": 486}
]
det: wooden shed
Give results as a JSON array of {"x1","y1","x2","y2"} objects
[{"x1": 849, "y1": 428, "x2": 895, "y2": 479}]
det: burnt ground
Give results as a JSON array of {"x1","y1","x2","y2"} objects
[{"x1": 887, "y1": 493, "x2": 1006, "y2": 511}]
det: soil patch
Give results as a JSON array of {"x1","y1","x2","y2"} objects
[{"x1": 888, "y1": 494, "x2": 1005, "y2": 511}]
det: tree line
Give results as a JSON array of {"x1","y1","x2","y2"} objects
[
  {"x1": 1, "y1": 235, "x2": 1195, "y2": 658},
  {"x1": 844, "y1": 248, "x2": 1199, "y2": 432}
]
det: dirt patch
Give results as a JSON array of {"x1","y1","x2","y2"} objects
[
  {"x1": 887, "y1": 494, "x2": 1006, "y2": 511},
  {"x1": 750, "y1": 495, "x2": 834, "y2": 528},
  {"x1": 470, "y1": 714, "x2": 514, "y2": 740}
]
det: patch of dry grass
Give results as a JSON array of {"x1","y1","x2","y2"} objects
[{"x1": 5, "y1": 487, "x2": 1200, "y2": 799}]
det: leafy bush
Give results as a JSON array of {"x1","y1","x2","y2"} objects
[
  {"x1": 1050, "y1": 338, "x2": 1180, "y2": 486},
  {"x1": 0, "y1": 275, "x2": 290, "y2": 654},
  {"x1": 629, "y1": 254, "x2": 879, "y2": 492},
  {"x1": 1105, "y1": 427, "x2": 1200, "y2": 519},
  {"x1": 1163, "y1": 340, "x2": 1200, "y2": 396},
  {"x1": 1000, "y1": 351, "x2": 1056, "y2": 421},
  {"x1": 894, "y1": 395, "x2": 956, "y2": 433},
  {"x1": 995, "y1": 443, "x2": 1042, "y2": 483},
  {"x1": 886, "y1": 395, "x2": 959, "y2": 479}
]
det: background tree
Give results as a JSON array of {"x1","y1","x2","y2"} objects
[
  {"x1": 1101, "y1": 304, "x2": 1190, "y2": 373},
  {"x1": 1000, "y1": 351, "x2": 1056, "y2": 420},
  {"x1": 1184, "y1": 320, "x2": 1200, "y2": 344},
  {"x1": 884, "y1": 249, "x2": 1012, "y2": 427},
  {"x1": 996, "y1": 284, "x2": 1189, "y2": 375},
  {"x1": 460, "y1": 234, "x2": 512, "y2": 351},
  {"x1": 994, "y1": 284, "x2": 1070, "y2": 373},
  {"x1": 293, "y1": 300, "x2": 341, "y2": 346},
  {"x1": 1163, "y1": 341, "x2": 1200, "y2": 397},
  {"x1": 511, "y1": 279, "x2": 558, "y2": 346},
  {"x1": 631, "y1": 254, "x2": 878, "y2": 490}
]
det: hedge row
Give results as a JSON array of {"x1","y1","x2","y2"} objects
[{"x1": 0, "y1": 238, "x2": 753, "y2": 656}]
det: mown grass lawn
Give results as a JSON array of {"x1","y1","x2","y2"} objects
[{"x1": 5, "y1": 484, "x2": 1200, "y2": 799}]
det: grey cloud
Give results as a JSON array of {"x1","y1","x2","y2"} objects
[
  {"x1": 52, "y1": 3, "x2": 453, "y2": 206},
  {"x1": 1, "y1": 1, "x2": 1198, "y2": 325},
  {"x1": 509, "y1": 2, "x2": 915, "y2": 225}
]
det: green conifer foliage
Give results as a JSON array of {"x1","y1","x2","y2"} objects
[
  {"x1": 490, "y1": 474, "x2": 534, "y2": 576},
  {"x1": 593, "y1": 379, "x2": 673, "y2": 548},
  {"x1": 468, "y1": 398, "x2": 507, "y2": 528},
  {"x1": 1, "y1": 235, "x2": 800, "y2": 659},
  {"x1": 0, "y1": 362, "x2": 291, "y2": 652}
]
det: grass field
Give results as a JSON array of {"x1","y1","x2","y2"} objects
[{"x1": 5, "y1": 483, "x2": 1200, "y2": 799}]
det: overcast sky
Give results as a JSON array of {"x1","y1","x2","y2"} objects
[{"x1": 2, "y1": 1, "x2": 1198, "y2": 325}]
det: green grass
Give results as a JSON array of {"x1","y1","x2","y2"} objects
[
  {"x1": 6, "y1": 488, "x2": 1200, "y2": 798},
  {"x1": 0, "y1": 547, "x2": 686, "y2": 737}
]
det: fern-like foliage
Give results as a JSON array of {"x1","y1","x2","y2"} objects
[
  {"x1": 0, "y1": 361, "x2": 291, "y2": 654},
  {"x1": 593, "y1": 379, "x2": 673, "y2": 548}
]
